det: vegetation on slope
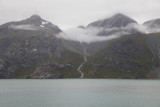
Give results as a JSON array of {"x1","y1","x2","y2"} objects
[{"x1": 82, "y1": 34, "x2": 155, "y2": 79}]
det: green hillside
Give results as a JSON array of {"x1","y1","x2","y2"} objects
[{"x1": 82, "y1": 33, "x2": 160, "y2": 79}]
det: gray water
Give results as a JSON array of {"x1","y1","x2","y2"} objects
[{"x1": 0, "y1": 79, "x2": 160, "y2": 107}]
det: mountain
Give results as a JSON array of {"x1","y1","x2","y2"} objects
[
  {"x1": 87, "y1": 13, "x2": 137, "y2": 28},
  {"x1": 87, "y1": 13, "x2": 140, "y2": 36},
  {"x1": 78, "y1": 14, "x2": 160, "y2": 79},
  {"x1": 0, "y1": 14, "x2": 160, "y2": 79},
  {"x1": 0, "y1": 15, "x2": 61, "y2": 34},
  {"x1": 0, "y1": 15, "x2": 83, "y2": 79},
  {"x1": 143, "y1": 18, "x2": 160, "y2": 33},
  {"x1": 143, "y1": 18, "x2": 160, "y2": 27},
  {"x1": 79, "y1": 14, "x2": 140, "y2": 55},
  {"x1": 82, "y1": 33, "x2": 160, "y2": 79}
]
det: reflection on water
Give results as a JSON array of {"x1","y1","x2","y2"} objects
[{"x1": 0, "y1": 79, "x2": 160, "y2": 107}]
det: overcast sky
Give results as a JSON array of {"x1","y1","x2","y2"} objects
[{"x1": 0, "y1": 0, "x2": 160, "y2": 30}]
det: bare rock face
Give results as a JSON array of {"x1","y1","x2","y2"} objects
[
  {"x1": 28, "y1": 62, "x2": 73, "y2": 79},
  {"x1": 28, "y1": 63, "x2": 63, "y2": 79}
]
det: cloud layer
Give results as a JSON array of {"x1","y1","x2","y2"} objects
[
  {"x1": 57, "y1": 23, "x2": 160, "y2": 43},
  {"x1": 9, "y1": 24, "x2": 39, "y2": 30},
  {"x1": 57, "y1": 28, "x2": 120, "y2": 43}
]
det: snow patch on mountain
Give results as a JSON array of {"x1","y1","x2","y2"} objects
[{"x1": 42, "y1": 21, "x2": 49, "y2": 25}]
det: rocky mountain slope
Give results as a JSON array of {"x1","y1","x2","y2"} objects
[{"x1": 0, "y1": 15, "x2": 83, "y2": 79}]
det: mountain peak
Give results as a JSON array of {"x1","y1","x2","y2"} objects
[
  {"x1": 88, "y1": 13, "x2": 137, "y2": 28},
  {"x1": 111, "y1": 13, "x2": 133, "y2": 20},
  {"x1": 143, "y1": 18, "x2": 160, "y2": 25},
  {"x1": 112, "y1": 13, "x2": 127, "y2": 17},
  {"x1": 23, "y1": 15, "x2": 42, "y2": 25},
  {"x1": 0, "y1": 14, "x2": 62, "y2": 34},
  {"x1": 29, "y1": 15, "x2": 42, "y2": 20},
  {"x1": 26, "y1": 15, "x2": 43, "y2": 24},
  {"x1": 143, "y1": 18, "x2": 160, "y2": 33}
]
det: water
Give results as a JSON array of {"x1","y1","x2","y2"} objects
[{"x1": 0, "y1": 79, "x2": 160, "y2": 107}]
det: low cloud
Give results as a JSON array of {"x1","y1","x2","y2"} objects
[
  {"x1": 9, "y1": 24, "x2": 39, "y2": 30},
  {"x1": 143, "y1": 22, "x2": 160, "y2": 33},
  {"x1": 148, "y1": 26, "x2": 160, "y2": 33},
  {"x1": 124, "y1": 23, "x2": 149, "y2": 33},
  {"x1": 57, "y1": 23, "x2": 153, "y2": 43},
  {"x1": 127, "y1": 23, "x2": 160, "y2": 34},
  {"x1": 57, "y1": 27, "x2": 125, "y2": 43}
]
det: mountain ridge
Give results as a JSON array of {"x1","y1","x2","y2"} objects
[
  {"x1": 0, "y1": 14, "x2": 160, "y2": 79},
  {"x1": 87, "y1": 13, "x2": 137, "y2": 28}
]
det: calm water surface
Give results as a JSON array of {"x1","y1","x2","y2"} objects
[{"x1": 0, "y1": 79, "x2": 160, "y2": 107}]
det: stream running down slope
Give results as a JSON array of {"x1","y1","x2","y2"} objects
[
  {"x1": 77, "y1": 44, "x2": 88, "y2": 78},
  {"x1": 77, "y1": 56, "x2": 87, "y2": 78}
]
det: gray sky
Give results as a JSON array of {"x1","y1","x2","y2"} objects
[{"x1": 0, "y1": 0, "x2": 160, "y2": 30}]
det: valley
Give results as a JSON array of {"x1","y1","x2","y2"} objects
[{"x1": 0, "y1": 14, "x2": 160, "y2": 79}]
